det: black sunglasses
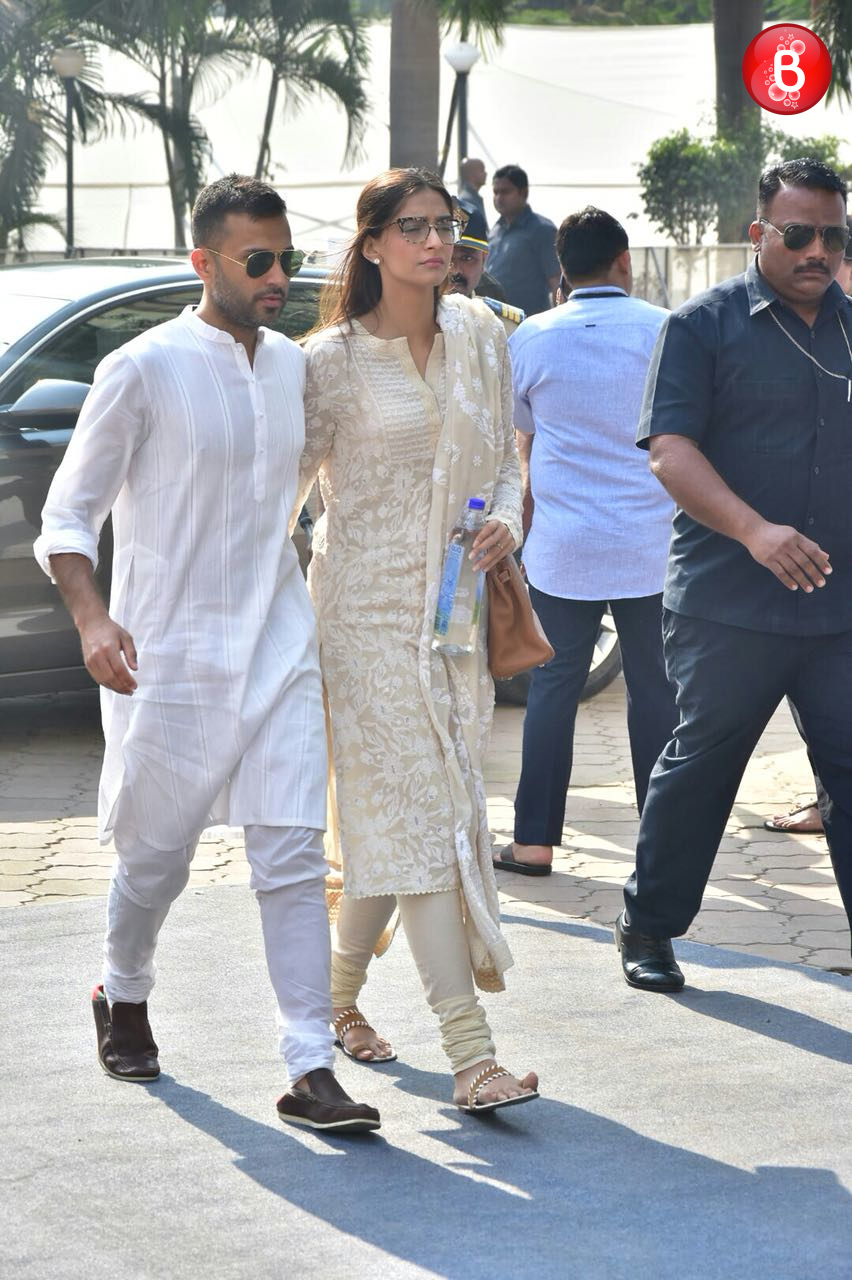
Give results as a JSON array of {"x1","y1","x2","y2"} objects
[
  {"x1": 759, "y1": 218, "x2": 850, "y2": 254},
  {"x1": 205, "y1": 247, "x2": 305, "y2": 278}
]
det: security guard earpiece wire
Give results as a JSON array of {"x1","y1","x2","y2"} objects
[{"x1": 766, "y1": 308, "x2": 852, "y2": 403}]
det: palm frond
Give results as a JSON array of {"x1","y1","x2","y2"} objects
[
  {"x1": 813, "y1": 0, "x2": 852, "y2": 105},
  {"x1": 278, "y1": 48, "x2": 368, "y2": 160},
  {"x1": 439, "y1": 0, "x2": 511, "y2": 44}
]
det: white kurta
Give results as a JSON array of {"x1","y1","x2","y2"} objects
[{"x1": 34, "y1": 307, "x2": 327, "y2": 851}]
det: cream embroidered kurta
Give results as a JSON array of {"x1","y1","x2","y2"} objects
[
  {"x1": 35, "y1": 308, "x2": 327, "y2": 851},
  {"x1": 300, "y1": 294, "x2": 521, "y2": 989}
]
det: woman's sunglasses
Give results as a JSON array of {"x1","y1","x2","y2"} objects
[
  {"x1": 204, "y1": 247, "x2": 305, "y2": 278},
  {"x1": 385, "y1": 216, "x2": 462, "y2": 245},
  {"x1": 759, "y1": 218, "x2": 850, "y2": 254}
]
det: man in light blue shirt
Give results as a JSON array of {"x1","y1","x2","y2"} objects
[{"x1": 494, "y1": 207, "x2": 678, "y2": 876}]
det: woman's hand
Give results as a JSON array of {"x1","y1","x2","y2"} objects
[{"x1": 470, "y1": 520, "x2": 515, "y2": 573}]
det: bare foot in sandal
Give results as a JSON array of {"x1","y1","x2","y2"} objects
[
  {"x1": 453, "y1": 1059, "x2": 539, "y2": 1113},
  {"x1": 332, "y1": 1006, "x2": 397, "y2": 1063},
  {"x1": 763, "y1": 801, "x2": 823, "y2": 834}
]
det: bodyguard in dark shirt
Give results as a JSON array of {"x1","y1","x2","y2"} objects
[{"x1": 615, "y1": 157, "x2": 852, "y2": 990}]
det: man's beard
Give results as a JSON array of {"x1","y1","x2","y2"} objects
[
  {"x1": 211, "y1": 273, "x2": 285, "y2": 329},
  {"x1": 448, "y1": 272, "x2": 470, "y2": 295}
]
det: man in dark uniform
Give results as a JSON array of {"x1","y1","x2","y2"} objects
[
  {"x1": 616, "y1": 157, "x2": 852, "y2": 991},
  {"x1": 449, "y1": 204, "x2": 525, "y2": 335}
]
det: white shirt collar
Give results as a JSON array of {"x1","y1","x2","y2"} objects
[{"x1": 182, "y1": 305, "x2": 267, "y2": 348}]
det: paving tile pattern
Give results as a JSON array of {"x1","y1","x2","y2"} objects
[{"x1": 0, "y1": 684, "x2": 848, "y2": 970}]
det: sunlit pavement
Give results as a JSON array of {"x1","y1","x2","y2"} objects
[
  {"x1": 3, "y1": 686, "x2": 850, "y2": 1280},
  {"x1": 0, "y1": 679, "x2": 847, "y2": 971}
]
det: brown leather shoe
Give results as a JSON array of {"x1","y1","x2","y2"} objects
[
  {"x1": 92, "y1": 984, "x2": 160, "y2": 1082},
  {"x1": 277, "y1": 1068, "x2": 381, "y2": 1133}
]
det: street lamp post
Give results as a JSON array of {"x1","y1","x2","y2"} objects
[
  {"x1": 50, "y1": 48, "x2": 86, "y2": 258},
  {"x1": 442, "y1": 41, "x2": 480, "y2": 191}
]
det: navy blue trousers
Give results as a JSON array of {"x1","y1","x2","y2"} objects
[
  {"x1": 514, "y1": 590, "x2": 678, "y2": 846},
  {"x1": 624, "y1": 610, "x2": 852, "y2": 952}
]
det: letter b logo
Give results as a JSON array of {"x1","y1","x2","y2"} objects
[
  {"x1": 774, "y1": 49, "x2": 805, "y2": 92},
  {"x1": 742, "y1": 23, "x2": 832, "y2": 115}
]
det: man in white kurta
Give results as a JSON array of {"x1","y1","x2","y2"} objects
[{"x1": 34, "y1": 175, "x2": 379, "y2": 1132}]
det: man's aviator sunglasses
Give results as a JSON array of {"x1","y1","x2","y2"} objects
[
  {"x1": 758, "y1": 218, "x2": 850, "y2": 254},
  {"x1": 205, "y1": 247, "x2": 305, "y2": 278},
  {"x1": 385, "y1": 216, "x2": 463, "y2": 245}
]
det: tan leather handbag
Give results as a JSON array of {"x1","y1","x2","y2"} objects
[{"x1": 486, "y1": 556, "x2": 554, "y2": 679}]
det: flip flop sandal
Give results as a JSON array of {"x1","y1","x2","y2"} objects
[
  {"x1": 332, "y1": 1007, "x2": 397, "y2": 1063},
  {"x1": 763, "y1": 804, "x2": 824, "y2": 834},
  {"x1": 457, "y1": 1064, "x2": 540, "y2": 1115},
  {"x1": 492, "y1": 843, "x2": 552, "y2": 877}
]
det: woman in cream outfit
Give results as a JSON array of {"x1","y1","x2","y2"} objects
[{"x1": 298, "y1": 168, "x2": 538, "y2": 1112}]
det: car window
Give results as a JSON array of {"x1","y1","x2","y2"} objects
[
  {"x1": 271, "y1": 278, "x2": 323, "y2": 342},
  {"x1": 0, "y1": 294, "x2": 74, "y2": 352},
  {"x1": 1, "y1": 287, "x2": 200, "y2": 404}
]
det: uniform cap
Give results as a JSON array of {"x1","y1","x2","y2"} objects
[{"x1": 456, "y1": 201, "x2": 488, "y2": 252}]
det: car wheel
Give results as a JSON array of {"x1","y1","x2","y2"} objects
[{"x1": 493, "y1": 610, "x2": 622, "y2": 707}]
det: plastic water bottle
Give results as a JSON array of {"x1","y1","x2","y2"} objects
[{"x1": 432, "y1": 497, "x2": 487, "y2": 655}]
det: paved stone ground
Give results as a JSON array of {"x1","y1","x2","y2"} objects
[
  {"x1": 4, "y1": 890, "x2": 851, "y2": 1280},
  {"x1": 0, "y1": 680, "x2": 848, "y2": 971}
]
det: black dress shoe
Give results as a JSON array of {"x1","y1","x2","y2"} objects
[
  {"x1": 92, "y1": 984, "x2": 160, "y2": 1081},
  {"x1": 277, "y1": 1068, "x2": 381, "y2": 1133},
  {"x1": 614, "y1": 911, "x2": 685, "y2": 992}
]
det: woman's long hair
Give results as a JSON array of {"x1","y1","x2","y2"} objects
[{"x1": 317, "y1": 167, "x2": 454, "y2": 331}]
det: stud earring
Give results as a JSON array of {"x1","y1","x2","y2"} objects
[{"x1": 372, "y1": 258, "x2": 381, "y2": 265}]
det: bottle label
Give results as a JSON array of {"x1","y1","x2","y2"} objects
[{"x1": 434, "y1": 541, "x2": 464, "y2": 636}]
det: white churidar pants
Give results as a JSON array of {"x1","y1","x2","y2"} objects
[
  {"x1": 331, "y1": 889, "x2": 495, "y2": 1073},
  {"x1": 103, "y1": 823, "x2": 334, "y2": 1085}
]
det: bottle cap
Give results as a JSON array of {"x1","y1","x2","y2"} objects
[{"x1": 467, "y1": 497, "x2": 486, "y2": 510}]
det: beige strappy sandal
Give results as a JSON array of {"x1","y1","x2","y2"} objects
[
  {"x1": 457, "y1": 1064, "x2": 540, "y2": 1114},
  {"x1": 332, "y1": 1007, "x2": 397, "y2": 1064}
]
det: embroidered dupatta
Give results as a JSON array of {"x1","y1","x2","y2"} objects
[{"x1": 418, "y1": 294, "x2": 522, "y2": 991}]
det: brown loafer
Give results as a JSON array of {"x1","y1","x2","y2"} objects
[
  {"x1": 277, "y1": 1067, "x2": 381, "y2": 1133},
  {"x1": 92, "y1": 984, "x2": 160, "y2": 1082}
]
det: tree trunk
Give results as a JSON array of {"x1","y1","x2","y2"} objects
[
  {"x1": 714, "y1": 0, "x2": 764, "y2": 136},
  {"x1": 169, "y1": 57, "x2": 190, "y2": 247},
  {"x1": 713, "y1": 0, "x2": 764, "y2": 241},
  {"x1": 256, "y1": 63, "x2": 280, "y2": 180},
  {"x1": 156, "y1": 64, "x2": 183, "y2": 249},
  {"x1": 389, "y1": 0, "x2": 440, "y2": 171}
]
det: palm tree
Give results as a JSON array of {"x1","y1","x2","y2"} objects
[
  {"x1": 225, "y1": 0, "x2": 369, "y2": 182},
  {"x1": 388, "y1": 0, "x2": 510, "y2": 173},
  {"x1": 812, "y1": 0, "x2": 852, "y2": 105},
  {"x1": 712, "y1": 0, "x2": 764, "y2": 240},
  {"x1": 0, "y1": 0, "x2": 104, "y2": 251},
  {"x1": 389, "y1": 0, "x2": 440, "y2": 170},
  {"x1": 70, "y1": 0, "x2": 248, "y2": 247}
]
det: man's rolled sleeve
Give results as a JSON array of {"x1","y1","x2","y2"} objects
[
  {"x1": 34, "y1": 350, "x2": 148, "y2": 579},
  {"x1": 636, "y1": 312, "x2": 714, "y2": 451}
]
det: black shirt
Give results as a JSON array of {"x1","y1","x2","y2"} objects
[{"x1": 637, "y1": 260, "x2": 852, "y2": 635}]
